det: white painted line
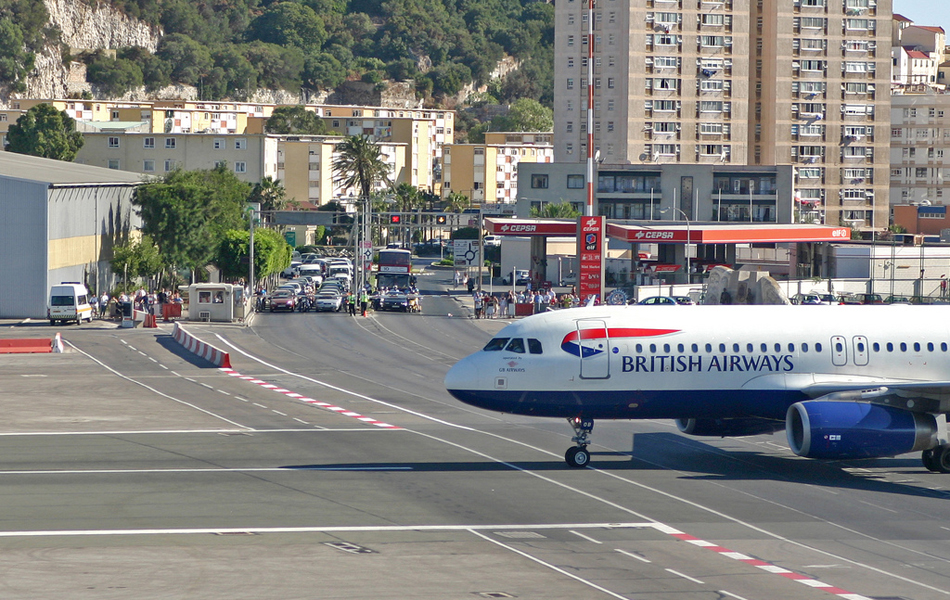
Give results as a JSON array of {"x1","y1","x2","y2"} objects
[
  {"x1": 469, "y1": 529, "x2": 630, "y2": 600},
  {"x1": 272, "y1": 410, "x2": 287, "y2": 416},
  {"x1": 665, "y1": 568, "x2": 704, "y2": 585},
  {"x1": 615, "y1": 548, "x2": 650, "y2": 563},
  {"x1": 569, "y1": 530, "x2": 603, "y2": 544},
  {"x1": 719, "y1": 591, "x2": 750, "y2": 600},
  {"x1": 200, "y1": 383, "x2": 214, "y2": 389},
  {"x1": 253, "y1": 403, "x2": 267, "y2": 409},
  {"x1": 216, "y1": 390, "x2": 231, "y2": 396},
  {"x1": 0, "y1": 428, "x2": 387, "y2": 438}
]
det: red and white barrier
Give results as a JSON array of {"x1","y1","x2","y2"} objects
[{"x1": 171, "y1": 322, "x2": 232, "y2": 368}]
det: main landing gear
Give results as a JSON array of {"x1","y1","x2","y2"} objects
[
  {"x1": 565, "y1": 417, "x2": 594, "y2": 468},
  {"x1": 922, "y1": 444, "x2": 950, "y2": 473}
]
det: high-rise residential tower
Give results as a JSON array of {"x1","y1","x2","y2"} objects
[{"x1": 553, "y1": 0, "x2": 892, "y2": 229}]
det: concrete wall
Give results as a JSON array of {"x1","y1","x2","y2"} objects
[{"x1": 0, "y1": 178, "x2": 48, "y2": 318}]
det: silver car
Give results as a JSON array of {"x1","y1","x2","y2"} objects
[{"x1": 314, "y1": 291, "x2": 343, "y2": 312}]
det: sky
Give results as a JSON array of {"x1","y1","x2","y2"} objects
[{"x1": 893, "y1": 0, "x2": 950, "y2": 31}]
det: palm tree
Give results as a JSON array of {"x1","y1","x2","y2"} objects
[
  {"x1": 249, "y1": 177, "x2": 291, "y2": 224},
  {"x1": 331, "y1": 134, "x2": 392, "y2": 201},
  {"x1": 530, "y1": 201, "x2": 581, "y2": 219}
]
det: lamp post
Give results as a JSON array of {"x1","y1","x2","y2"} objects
[{"x1": 661, "y1": 207, "x2": 691, "y2": 284}]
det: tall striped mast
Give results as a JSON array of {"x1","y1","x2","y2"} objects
[{"x1": 585, "y1": 0, "x2": 595, "y2": 217}]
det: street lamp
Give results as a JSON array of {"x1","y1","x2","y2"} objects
[{"x1": 660, "y1": 207, "x2": 691, "y2": 284}]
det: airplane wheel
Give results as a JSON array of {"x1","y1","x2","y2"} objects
[
  {"x1": 922, "y1": 448, "x2": 939, "y2": 472},
  {"x1": 935, "y1": 445, "x2": 950, "y2": 474},
  {"x1": 565, "y1": 446, "x2": 590, "y2": 468}
]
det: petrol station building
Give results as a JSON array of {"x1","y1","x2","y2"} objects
[{"x1": 482, "y1": 162, "x2": 851, "y2": 290}]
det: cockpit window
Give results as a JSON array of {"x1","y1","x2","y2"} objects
[
  {"x1": 528, "y1": 338, "x2": 543, "y2": 354},
  {"x1": 505, "y1": 338, "x2": 526, "y2": 353},
  {"x1": 483, "y1": 338, "x2": 509, "y2": 351}
]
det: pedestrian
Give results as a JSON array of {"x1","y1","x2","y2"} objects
[
  {"x1": 499, "y1": 293, "x2": 508, "y2": 318},
  {"x1": 454, "y1": 270, "x2": 461, "y2": 289},
  {"x1": 467, "y1": 276, "x2": 474, "y2": 294},
  {"x1": 941, "y1": 275, "x2": 947, "y2": 298},
  {"x1": 485, "y1": 294, "x2": 495, "y2": 319},
  {"x1": 360, "y1": 288, "x2": 370, "y2": 317},
  {"x1": 473, "y1": 291, "x2": 483, "y2": 319}
]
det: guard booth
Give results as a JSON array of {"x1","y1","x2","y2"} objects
[{"x1": 186, "y1": 283, "x2": 245, "y2": 322}]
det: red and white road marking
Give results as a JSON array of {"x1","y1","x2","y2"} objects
[{"x1": 220, "y1": 368, "x2": 399, "y2": 430}]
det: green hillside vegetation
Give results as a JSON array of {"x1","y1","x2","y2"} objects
[{"x1": 72, "y1": 0, "x2": 553, "y2": 112}]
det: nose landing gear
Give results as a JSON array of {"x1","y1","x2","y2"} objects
[{"x1": 565, "y1": 417, "x2": 594, "y2": 468}]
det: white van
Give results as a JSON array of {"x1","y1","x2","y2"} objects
[{"x1": 48, "y1": 283, "x2": 94, "y2": 325}]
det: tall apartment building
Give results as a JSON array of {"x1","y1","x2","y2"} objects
[
  {"x1": 441, "y1": 132, "x2": 554, "y2": 204},
  {"x1": 553, "y1": 0, "x2": 891, "y2": 229}
]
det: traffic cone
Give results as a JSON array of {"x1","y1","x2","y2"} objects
[{"x1": 52, "y1": 333, "x2": 64, "y2": 353}]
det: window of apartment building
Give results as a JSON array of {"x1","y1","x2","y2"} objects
[
  {"x1": 800, "y1": 60, "x2": 824, "y2": 72},
  {"x1": 653, "y1": 56, "x2": 678, "y2": 69},
  {"x1": 607, "y1": 77, "x2": 615, "y2": 89},
  {"x1": 701, "y1": 14, "x2": 725, "y2": 26},
  {"x1": 567, "y1": 175, "x2": 585, "y2": 189},
  {"x1": 844, "y1": 61, "x2": 873, "y2": 73},
  {"x1": 799, "y1": 38, "x2": 825, "y2": 51},
  {"x1": 607, "y1": 121, "x2": 615, "y2": 132},
  {"x1": 844, "y1": 168, "x2": 869, "y2": 181},
  {"x1": 699, "y1": 35, "x2": 725, "y2": 48},
  {"x1": 608, "y1": 11, "x2": 615, "y2": 23},
  {"x1": 108, "y1": 137, "x2": 120, "y2": 148},
  {"x1": 700, "y1": 79, "x2": 725, "y2": 92},
  {"x1": 165, "y1": 138, "x2": 176, "y2": 149},
  {"x1": 111, "y1": 110, "x2": 119, "y2": 120},
  {"x1": 607, "y1": 99, "x2": 615, "y2": 111},
  {"x1": 474, "y1": 148, "x2": 484, "y2": 155},
  {"x1": 844, "y1": 19, "x2": 872, "y2": 31},
  {"x1": 164, "y1": 159, "x2": 175, "y2": 172},
  {"x1": 567, "y1": 35, "x2": 574, "y2": 46},
  {"x1": 843, "y1": 146, "x2": 870, "y2": 158},
  {"x1": 846, "y1": 0, "x2": 869, "y2": 7},
  {"x1": 916, "y1": 128, "x2": 931, "y2": 139},
  {"x1": 143, "y1": 160, "x2": 154, "y2": 172},
  {"x1": 844, "y1": 82, "x2": 868, "y2": 94},
  {"x1": 651, "y1": 78, "x2": 678, "y2": 91},
  {"x1": 891, "y1": 168, "x2": 903, "y2": 177},
  {"x1": 699, "y1": 122, "x2": 723, "y2": 134},
  {"x1": 652, "y1": 144, "x2": 678, "y2": 156},
  {"x1": 800, "y1": 17, "x2": 826, "y2": 29},
  {"x1": 567, "y1": 78, "x2": 574, "y2": 90},
  {"x1": 567, "y1": 57, "x2": 574, "y2": 69},
  {"x1": 794, "y1": 124, "x2": 824, "y2": 136},
  {"x1": 607, "y1": 55, "x2": 615, "y2": 68},
  {"x1": 843, "y1": 40, "x2": 870, "y2": 52},
  {"x1": 566, "y1": 100, "x2": 573, "y2": 111},
  {"x1": 566, "y1": 144, "x2": 574, "y2": 155},
  {"x1": 654, "y1": 12, "x2": 678, "y2": 24},
  {"x1": 801, "y1": 0, "x2": 825, "y2": 6},
  {"x1": 654, "y1": 122, "x2": 678, "y2": 134},
  {"x1": 214, "y1": 161, "x2": 227, "y2": 169},
  {"x1": 699, "y1": 101, "x2": 723, "y2": 113},
  {"x1": 531, "y1": 174, "x2": 549, "y2": 189},
  {"x1": 798, "y1": 167, "x2": 822, "y2": 179},
  {"x1": 699, "y1": 144, "x2": 724, "y2": 156},
  {"x1": 568, "y1": 13, "x2": 575, "y2": 25},
  {"x1": 234, "y1": 138, "x2": 246, "y2": 150},
  {"x1": 234, "y1": 162, "x2": 247, "y2": 173},
  {"x1": 654, "y1": 100, "x2": 678, "y2": 112},
  {"x1": 842, "y1": 189, "x2": 868, "y2": 200},
  {"x1": 915, "y1": 168, "x2": 929, "y2": 178},
  {"x1": 108, "y1": 160, "x2": 119, "y2": 170},
  {"x1": 798, "y1": 146, "x2": 823, "y2": 158},
  {"x1": 654, "y1": 34, "x2": 677, "y2": 46},
  {"x1": 213, "y1": 138, "x2": 225, "y2": 149},
  {"x1": 844, "y1": 126, "x2": 869, "y2": 138},
  {"x1": 891, "y1": 127, "x2": 902, "y2": 137}
]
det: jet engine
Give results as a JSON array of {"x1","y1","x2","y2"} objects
[
  {"x1": 675, "y1": 417, "x2": 785, "y2": 437},
  {"x1": 786, "y1": 401, "x2": 937, "y2": 460}
]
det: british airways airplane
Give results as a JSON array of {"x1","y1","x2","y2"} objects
[{"x1": 444, "y1": 305, "x2": 950, "y2": 470}]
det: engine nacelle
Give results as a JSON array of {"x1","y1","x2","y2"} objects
[
  {"x1": 676, "y1": 417, "x2": 784, "y2": 437},
  {"x1": 786, "y1": 401, "x2": 937, "y2": 460}
]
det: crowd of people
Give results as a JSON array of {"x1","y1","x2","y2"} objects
[
  {"x1": 93, "y1": 288, "x2": 182, "y2": 319},
  {"x1": 471, "y1": 287, "x2": 590, "y2": 319}
]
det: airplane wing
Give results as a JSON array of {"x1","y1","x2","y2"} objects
[{"x1": 799, "y1": 375, "x2": 950, "y2": 414}]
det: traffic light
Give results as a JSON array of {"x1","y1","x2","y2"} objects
[
  {"x1": 390, "y1": 213, "x2": 402, "y2": 224},
  {"x1": 436, "y1": 214, "x2": 447, "y2": 225}
]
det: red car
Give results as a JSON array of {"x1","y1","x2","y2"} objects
[{"x1": 268, "y1": 290, "x2": 297, "y2": 312}]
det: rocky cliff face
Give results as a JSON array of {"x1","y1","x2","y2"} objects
[{"x1": 13, "y1": 0, "x2": 161, "y2": 102}]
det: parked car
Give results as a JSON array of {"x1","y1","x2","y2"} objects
[
  {"x1": 791, "y1": 293, "x2": 836, "y2": 305},
  {"x1": 268, "y1": 290, "x2": 297, "y2": 312},
  {"x1": 559, "y1": 272, "x2": 577, "y2": 286},
  {"x1": 835, "y1": 294, "x2": 863, "y2": 305},
  {"x1": 670, "y1": 295, "x2": 695, "y2": 305},
  {"x1": 637, "y1": 296, "x2": 679, "y2": 305},
  {"x1": 852, "y1": 293, "x2": 884, "y2": 305},
  {"x1": 483, "y1": 235, "x2": 501, "y2": 247},
  {"x1": 314, "y1": 290, "x2": 343, "y2": 312},
  {"x1": 884, "y1": 295, "x2": 913, "y2": 304}
]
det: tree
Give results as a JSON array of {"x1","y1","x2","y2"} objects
[
  {"x1": 530, "y1": 202, "x2": 580, "y2": 219},
  {"x1": 5, "y1": 104, "x2": 85, "y2": 161},
  {"x1": 132, "y1": 166, "x2": 250, "y2": 273},
  {"x1": 264, "y1": 106, "x2": 327, "y2": 135},
  {"x1": 216, "y1": 228, "x2": 292, "y2": 281},
  {"x1": 331, "y1": 135, "x2": 392, "y2": 200},
  {"x1": 393, "y1": 182, "x2": 422, "y2": 212},
  {"x1": 247, "y1": 2, "x2": 327, "y2": 53},
  {"x1": 110, "y1": 235, "x2": 163, "y2": 288},
  {"x1": 499, "y1": 98, "x2": 554, "y2": 132}
]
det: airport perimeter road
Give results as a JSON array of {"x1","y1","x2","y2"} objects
[{"x1": 1, "y1": 273, "x2": 949, "y2": 599}]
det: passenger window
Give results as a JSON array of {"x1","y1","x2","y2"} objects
[
  {"x1": 747, "y1": 343, "x2": 754, "y2": 353},
  {"x1": 815, "y1": 343, "x2": 822, "y2": 352},
  {"x1": 505, "y1": 338, "x2": 526, "y2": 353},
  {"x1": 886, "y1": 342, "x2": 894, "y2": 352},
  {"x1": 927, "y1": 342, "x2": 934, "y2": 352},
  {"x1": 705, "y1": 343, "x2": 712, "y2": 353},
  {"x1": 788, "y1": 343, "x2": 795, "y2": 352},
  {"x1": 691, "y1": 343, "x2": 698, "y2": 353},
  {"x1": 663, "y1": 344, "x2": 670, "y2": 353},
  {"x1": 528, "y1": 338, "x2": 543, "y2": 354},
  {"x1": 650, "y1": 344, "x2": 657, "y2": 353},
  {"x1": 774, "y1": 343, "x2": 781, "y2": 352},
  {"x1": 636, "y1": 343, "x2": 643, "y2": 353},
  {"x1": 835, "y1": 341, "x2": 843, "y2": 352},
  {"x1": 677, "y1": 343, "x2": 684, "y2": 353},
  {"x1": 484, "y1": 338, "x2": 509, "y2": 351},
  {"x1": 719, "y1": 343, "x2": 726, "y2": 352},
  {"x1": 872, "y1": 342, "x2": 880, "y2": 352},
  {"x1": 733, "y1": 343, "x2": 740, "y2": 352},
  {"x1": 900, "y1": 342, "x2": 907, "y2": 352},
  {"x1": 914, "y1": 342, "x2": 921, "y2": 352},
  {"x1": 802, "y1": 343, "x2": 809, "y2": 352},
  {"x1": 942, "y1": 342, "x2": 948, "y2": 352},
  {"x1": 856, "y1": 341, "x2": 865, "y2": 353}
]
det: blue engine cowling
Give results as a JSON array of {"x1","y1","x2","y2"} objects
[
  {"x1": 676, "y1": 417, "x2": 785, "y2": 437},
  {"x1": 786, "y1": 401, "x2": 937, "y2": 460}
]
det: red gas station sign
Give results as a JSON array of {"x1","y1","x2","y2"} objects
[{"x1": 577, "y1": 216, "x2": 605, "y2": 302}]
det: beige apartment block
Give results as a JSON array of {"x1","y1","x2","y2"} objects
[
  {"x1": 442, "y1": 132, "x2": 554, "y2": 204},
  {"x1": 74, "y1": 132, "x2": 279, "y2": 184},
  {"x1": 554, "y1": 0, "x2": 892, "y2": 230},
  {"x1": 889, "y1": 91, "x2": 950, "y2": 208},
  {"x1": 277, "y1": 136, "x2": 408, "y2": 208}
]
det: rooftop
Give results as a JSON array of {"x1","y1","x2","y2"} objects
[{"x1": 0, "y1": 151, "x2": 145, "y2": 186}]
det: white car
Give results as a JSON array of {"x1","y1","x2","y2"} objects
[
  {"x1": 314, "y1": 291, "x2": 343, "y2": 312},
  {"x1": 483, "y1": 235, "x2": 501, "y2": 247}
]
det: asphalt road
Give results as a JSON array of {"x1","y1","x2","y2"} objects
[{"x1": 1, "y1": 267, "x2": 949, "y2": 599}]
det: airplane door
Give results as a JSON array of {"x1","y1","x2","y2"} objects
[
  {"x1": 577, "y1": 320, "x2": 610, "y2": 379},
  {"x1": 831, "y1": 335, "x2": 847, "y2": 367},
  {"x1": 852, "y1": 335, "x2": 869, "y2": 366}
]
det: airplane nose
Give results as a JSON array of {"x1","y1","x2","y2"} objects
[{"x1": 444, "y1": 355, "x2": 480, "y2": 394}]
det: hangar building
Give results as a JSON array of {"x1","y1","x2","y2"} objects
[{"x1": 0, "y1": 152, "x2": 143, "y2": 318}]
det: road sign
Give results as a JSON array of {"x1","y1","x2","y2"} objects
[{"x1": 453, "y1": 240, "x2": 479, "y2": 267}]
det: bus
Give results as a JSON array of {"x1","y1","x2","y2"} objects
[{"x1": 375, "y1": 248, "x2": 414, "y2": 289}]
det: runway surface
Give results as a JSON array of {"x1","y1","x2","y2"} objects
[{"x1": 1, "y1": 268, "x2": 949, "y2": 599}]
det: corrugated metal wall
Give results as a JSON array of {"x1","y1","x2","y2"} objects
[{"x1": 0, "y1": 178, "x2": 48, "y2": 318}]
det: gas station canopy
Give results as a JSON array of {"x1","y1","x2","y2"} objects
[{"x1": 484, "y1": 218, "x2": 851, "y2": 244}]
